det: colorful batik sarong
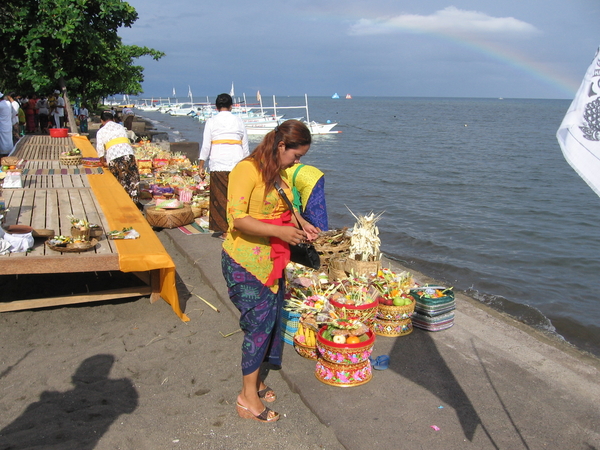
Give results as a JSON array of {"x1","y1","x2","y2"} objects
[
  {"x1": 108, "y1": 154, "x2": 140, "y2": 204},
  {"x1": 221, "y1": 250, "x2": 284, "y2": 375}
]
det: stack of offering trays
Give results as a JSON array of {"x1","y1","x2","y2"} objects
[
  {"x1": 280, "y1": 309, "x2": 301, "y2": 345},
  {"x1": 409, "y1": 286, "x2": 456, "y2": 331}
]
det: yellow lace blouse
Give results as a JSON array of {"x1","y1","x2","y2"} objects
[{"x1": 222, "y1": 159, "x2": 292, "y2": 292}]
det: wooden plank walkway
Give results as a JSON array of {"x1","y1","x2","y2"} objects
[{"x1": 0, "y1": 135, "x2": 153, "y2": 310}]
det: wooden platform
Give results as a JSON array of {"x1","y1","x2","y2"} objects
[{"x1": 0, "y1": 135, "x2": 175, "y2": 315}]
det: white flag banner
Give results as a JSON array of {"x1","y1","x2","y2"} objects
[{"x1": 557, "y1": 45, "x2": 600, "y2": 198}]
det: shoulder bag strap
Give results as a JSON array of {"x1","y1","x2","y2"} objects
[{"x1": 274, "y1": 181, "x2": 304, "y2": 231}]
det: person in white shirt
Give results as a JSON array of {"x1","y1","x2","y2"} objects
[
  {"x1": 0, "y1": 92, "x2": 13, "y2": 156},
  {"x1": 51, "y1": 90, "x2": 65, "y2": 128},
  {"x1": 6, "y1": 93, "x2": 20, "y2": 143},
  {"x1": 96, "y1": 111, "x2": 140, "y2": 205},
  {"x1": 198, "y1": 93, "x2": 249, "y2": 237}
]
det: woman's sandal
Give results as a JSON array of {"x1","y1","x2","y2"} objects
[
  {"x1": 257, "y1": 386, "x2": 276, "y2": 403},
  {"x1": 236, "y1": 402, "x2": 279, "y2": 422}
]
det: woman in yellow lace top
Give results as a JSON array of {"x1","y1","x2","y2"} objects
[{"x1": 222, "y1": 120, "x2": 319, "y2": 423}]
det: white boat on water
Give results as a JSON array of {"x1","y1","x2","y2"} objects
[{"x1": 246, "y1": 94, "x2": 340, "y2": 135}]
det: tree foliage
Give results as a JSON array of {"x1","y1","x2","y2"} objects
[{"x1": 0, "y1": 0, "x2": 164, "y2": 102}]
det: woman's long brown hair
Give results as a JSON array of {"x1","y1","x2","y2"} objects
[{"x1": 247, "y1": 119, "x2": 312, "y2": 187}]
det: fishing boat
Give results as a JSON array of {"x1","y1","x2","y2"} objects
[
  {"x1": 346, "y1": 94, "x2": 352, "y2": 99},
  {"x1": 245, "y1": 94, "x2": 340, "y2": 135},
  {"x1": 331, "y1": 93, "x2": 340, "y2": 99}
]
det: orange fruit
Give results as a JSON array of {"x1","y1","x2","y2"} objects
[{"x1": 346, "y1": 336, "x2": 360, "y2": 344}]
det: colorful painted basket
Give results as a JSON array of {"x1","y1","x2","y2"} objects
[
  {"x1": 315, "y1": 358, "x2": 372, "y2": 387},
  {"x1": 316, "y1": 328, "x2": 375, "y2": 365},
  {"x1": 373, "y1": 317, "x2": 413, "y2": 337},
  {"x1": 329, "y1": 297, "x2": 379, "y2": 327},
  {"x1": 376, "y1": 298, "x2": 416, "y2": 321}
]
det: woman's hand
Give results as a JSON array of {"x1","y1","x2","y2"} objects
[
  {"x1": 302, "y1": 223, "x2": 320, "y2": 242},
  {"x1": 277, "y1": 225, "x2": 307, "y2": 245}
]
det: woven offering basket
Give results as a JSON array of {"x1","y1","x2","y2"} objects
[
  {"x1": 328, "y1": 256, "x2": 347, "y2": 281},
  {"x1": 316, "y1": 328, "x2": 375, "y2": 365},
  {"x1": 373, "y1": 317, "x2": 413, "y2": 337},
  {"x1": 71, "y1": 227, "x2": 91, "y2": 241},
  {"x1": 315, "y1": 358, "x2": 372, "y2": 387},
  {"x1": 59, "y1": 154, "x2": 82, "y2": 166},
  {"x1": 376, "y1": 298, "x2": 416, "y2": 321},
  {"x1": 344, "y1": 258, "x2": 381, "y2": 277},
  {"x1": 1, "y1": 156, "x2": 19, "y2": 167},
  {"x1": 314, "y1": 228, "x2": 351, "y2": 269},
  {"x1": 46, "y1": 238, "x2": 98, "y2": 253},
  {"x1": 293, "y1": 337, "x2": 318, "y2": 360},
  {"x1": 329, "y1": 297, "x2": 379, "y2": 327},
  {"x1": 191, "y1": 206, "x2": 202, "y2": 218},
  {"x1": 145, "y1": 205, "x2": 194, "y2": 229}
]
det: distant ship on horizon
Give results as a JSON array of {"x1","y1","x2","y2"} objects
[
  {"x1": 331, "y1": 93, "x2": 340, "y2": 99},
  {"x1": 345, "y1": 94, "x2": 352, "y2": 99}
]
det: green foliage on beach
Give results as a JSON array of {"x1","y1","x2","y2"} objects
[{"x1": 0, "y1": 0, "x2": 164, "y2": 102}]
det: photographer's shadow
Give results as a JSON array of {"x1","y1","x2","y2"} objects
[{"x1": 0, "y1": 354, "x2": 138, "y2": 449}]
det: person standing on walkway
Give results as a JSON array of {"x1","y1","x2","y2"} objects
[
  {"x1": 284, "y1": 163, "x2": 329, "y2": 231},
  {"x1": 198, "y1": 93, "x2": 249, "y2": 238},
  {"x1": 50, "y1": 90, "x2": 65, "y2": 128},
  {"x1": 122, "y1": 106, "x2": 134, "y2": 131},
  {"x1": 24, "y1": 94, "x2": 37, "y2": 133},
  {"x1": 0, "y1": 92, "x2": 13, "y2": 156},
  {"x1": 78, "y1": 104, "x2": 89, "y2": 133},
  {"x1": 36, "y1": 95, "x2": 50, "y2": 134},
  {"x1": 222, "y1": 120, "x2": 319, "y2": 423},
  {"x1": 6, "y1": 93, "x2": 20, "y2": 143},
  {"x1": 95, "y1": 112, "x2": 140, "y2": 205}
]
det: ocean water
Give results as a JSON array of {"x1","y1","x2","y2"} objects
[{"x1": 135, "y1": 96, "x2": 600, "y2": 357}]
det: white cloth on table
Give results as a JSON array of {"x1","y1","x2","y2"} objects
[{"x1": 199, "y1": 110, "x2": 249, "y2": 172}]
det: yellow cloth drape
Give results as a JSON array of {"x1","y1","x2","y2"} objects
[{"x1": 72, "y1": 135, "x2": 188, "y2": 321}]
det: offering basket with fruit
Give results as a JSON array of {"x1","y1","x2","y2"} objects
[
  {"x1": 316, "y1": 317, "x2": 375, "y2": 365},
  {"x1": 315, "y1": 316, "x2": 375, "y2": 387},
  {"x1": 59, "y1": 148, "x2": 82, "y2": 165}
]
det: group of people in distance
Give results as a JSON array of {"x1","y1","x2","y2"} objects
[
  {"x1": 0, "y1": 89, "x2": 91, "y2": 157},
  {"x1": 199, "y1": 93, "x2": 328, "y2": 423}
]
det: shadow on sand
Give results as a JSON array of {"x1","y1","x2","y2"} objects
[{"x1": 0, "y1": 354, "x2": 138, "y2": 449}]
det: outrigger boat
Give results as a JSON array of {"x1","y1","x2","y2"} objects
[{"x1": 245, "y1": 94, "x2": 341, "y2": 135}]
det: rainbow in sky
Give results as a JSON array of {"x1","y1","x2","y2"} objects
[{"x1": 341, "y1": 8, "x2": 581, "y2": 98}]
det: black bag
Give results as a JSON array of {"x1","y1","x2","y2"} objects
[{"x1": 274, "y1": 181, "x2": 321, "y2": 270}]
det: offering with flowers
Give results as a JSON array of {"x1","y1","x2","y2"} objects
[{"x1": 371, "y1": 268, "x2": 417, "y2": 306}]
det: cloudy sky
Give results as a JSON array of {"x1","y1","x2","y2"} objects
[{"x1": 119, "y1": 0, "x2": 599, "y2": 100}]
